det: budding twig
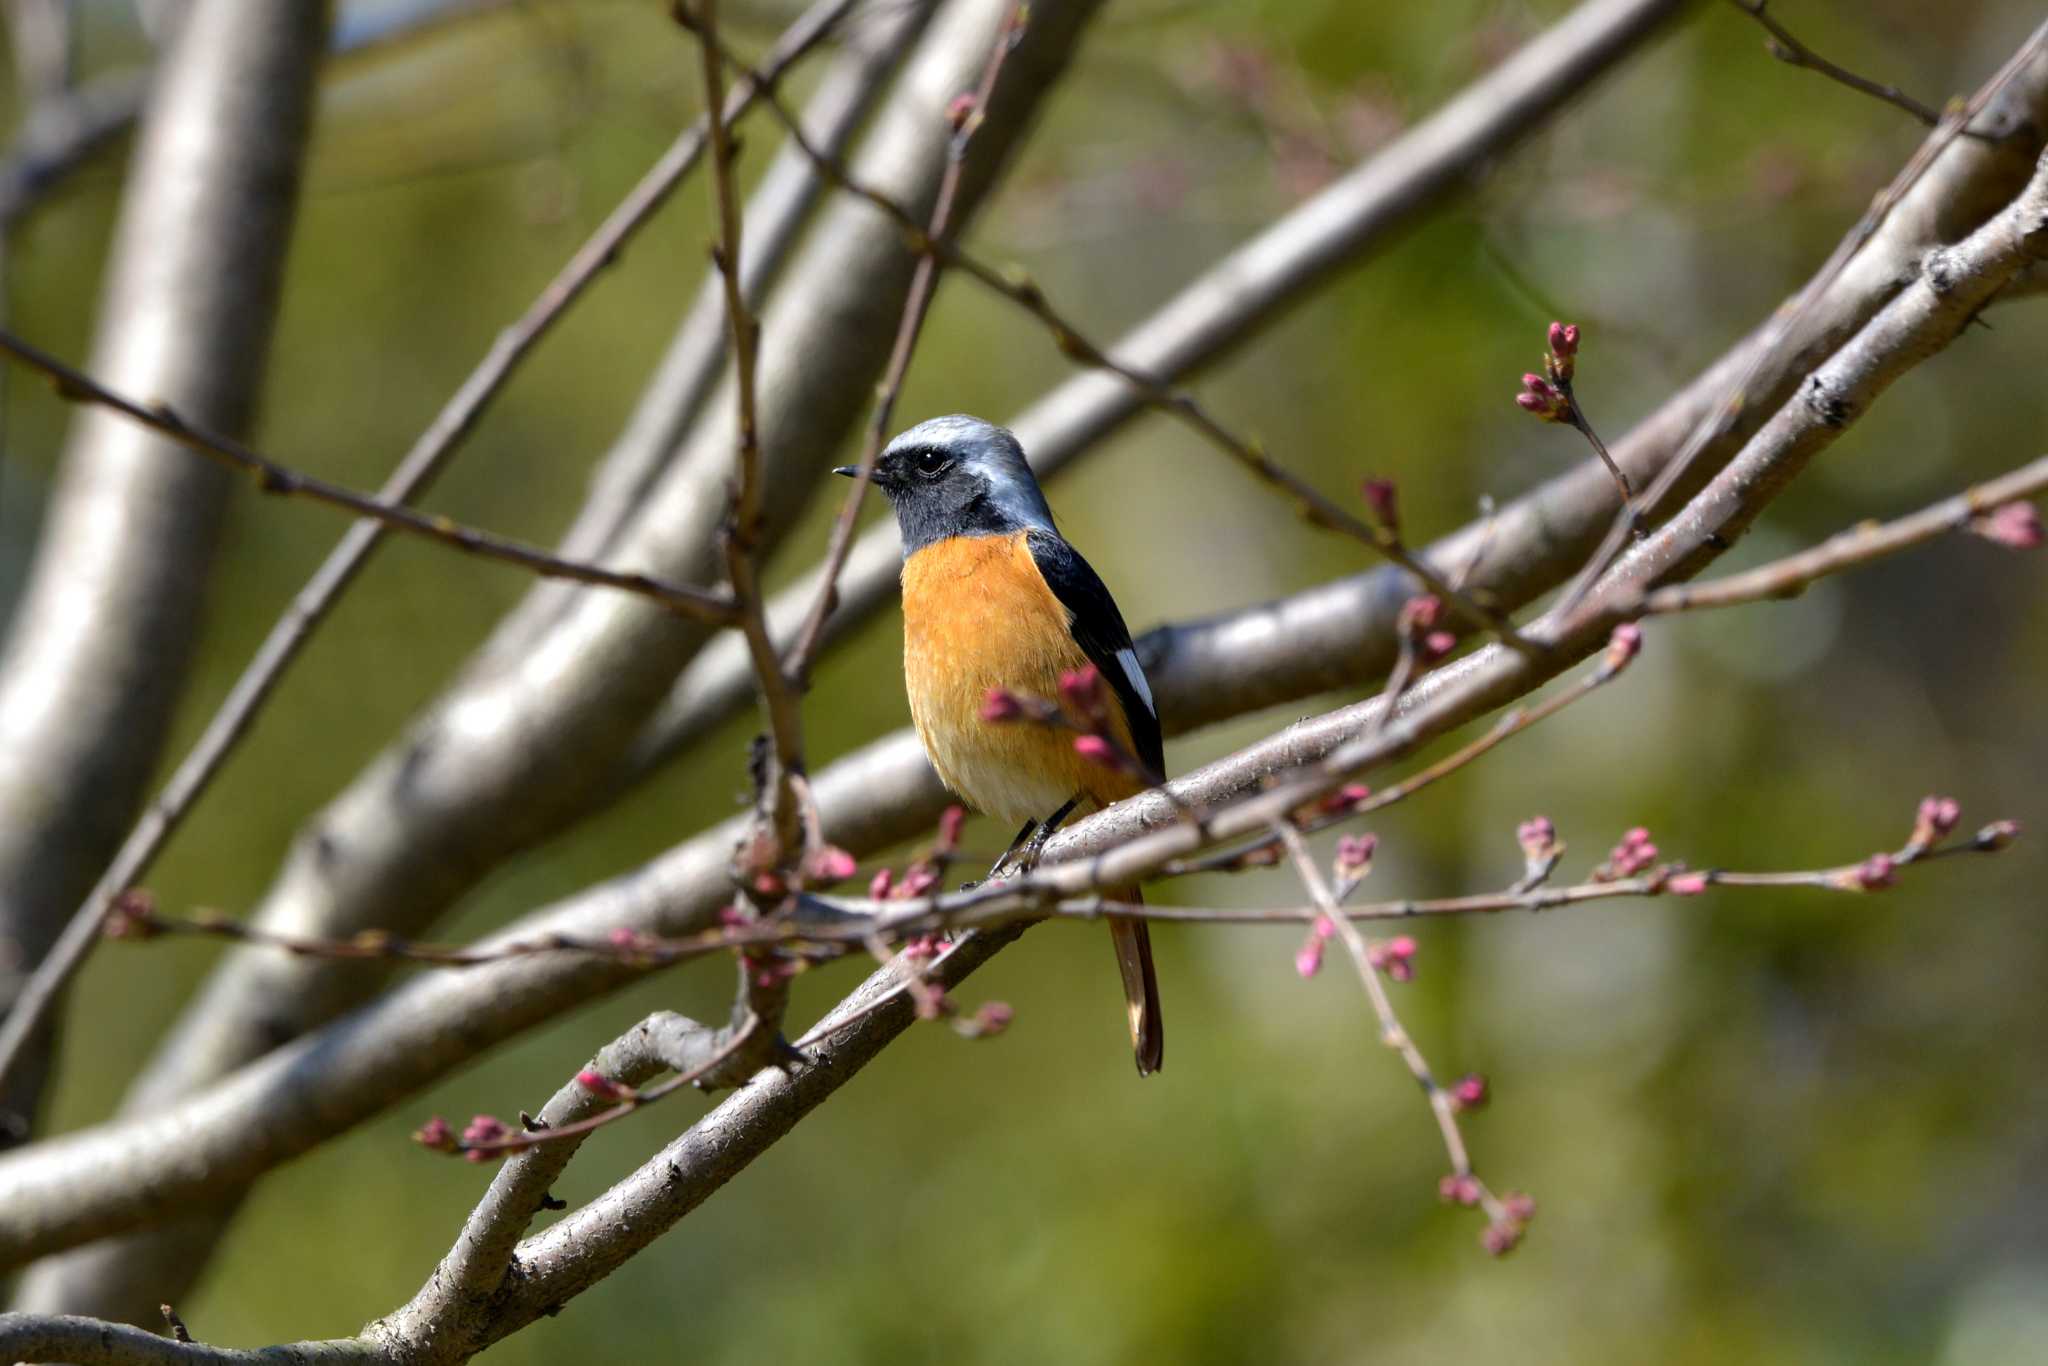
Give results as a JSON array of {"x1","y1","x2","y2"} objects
[
  {"x1": 1639, "y1": 453, "x2": 2047, "y2": 613},
  {"x1": 681, "y1": 0, "x2": 808, "y2": 854}
]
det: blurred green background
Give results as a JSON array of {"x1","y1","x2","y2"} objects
[{"x1": 2, "y1": 0, "x2": 2044, "y2": 1361}]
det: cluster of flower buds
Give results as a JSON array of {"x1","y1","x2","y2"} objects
[
  {"x1": 1595, "y1": 827, "x2": 1659, "y2": 882},
  {"x1": 1514, "y1": 320, "x2": 1582, "y2": 422},
  {"x1": 1398, "y1": 594, "x2": 1457, "y2": 663},
  {"x1": 1334, "y1": 832, "x2": 1378, "y2": 884},
  {"x1": 1969, "y1": 499, "x2": 2042, "y2": 550},
  {"x1": 102, "y1": 888, "x2": 161, "y2": 941},
  {"x1": 1367, "y1": 934, "x2": 1417, "y2": 982},
  {"x1": 1515, "y1": 815, "x2": 1561, "y2": 885},
  {"x1": 1482, "y1": 1193, "x2": 1537, "y2": 1257},
  {"x1": 1908, "y1": 794, "x2": 1960, "y2": 853},
  {"x1": 1515, "y1": 373, "x2": 1570, "y2": 423},
  {"x1": 413, "y1": 1113, "x2": 515, "y2": 1163}
]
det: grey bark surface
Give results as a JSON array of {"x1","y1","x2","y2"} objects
[{"x1": 0, "y1": 0, "x2": 326, "y2": 1138}]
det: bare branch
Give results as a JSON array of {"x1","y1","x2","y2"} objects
[{"x1": 1728, "y1": 0, "x2": 1942, "y2": 126}]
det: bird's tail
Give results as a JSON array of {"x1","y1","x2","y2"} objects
[{"x1": 1108, "y1": 889, "x2": 1163, "y2": 1076}]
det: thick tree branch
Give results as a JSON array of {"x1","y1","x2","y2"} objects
[{"x1": 0, "y1": 0, "x2": 326, "y2": 1146}]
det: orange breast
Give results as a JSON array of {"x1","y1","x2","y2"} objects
[{"x1": 902, "y1": 531, "x2": 1143, "y2": 828}]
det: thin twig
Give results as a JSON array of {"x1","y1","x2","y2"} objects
[
  {"x1": 1728, "y1": 0, "x2": 1942, "y2": 126},
  {"x1": 1275, "y1": 823, "x2": 1512, "y2": 1230},
  {"x1": 430, "y1": 1021, "x2": 760, "y2": 1158},
  {"x1": 679, "y1": 0, "x2": 807, "y2": 850},
  {"x1": 0, "y1": 328, "x2": 739, "y2": 621},
  {"x1": 1640, "y1": 453, "x2": 2048, "y2": 612},
  {"x1": 783, "y1": 1, "x2": 1029, "y2": 686},
  {"x1": 702, "y1": 28, "x2": 1542, "y2": 658}
]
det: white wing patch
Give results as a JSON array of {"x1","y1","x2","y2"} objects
[{"x1": 1115, "y1": 647, "x2": 1155, "y2": 717}]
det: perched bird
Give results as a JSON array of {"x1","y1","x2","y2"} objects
[{"x1": 836, "y1": 414, "x2": 1165, "y2": 1074}]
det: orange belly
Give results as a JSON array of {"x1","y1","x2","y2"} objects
[{"x1": 902, "y1": 531, "x2": 1142, "y2": 828}]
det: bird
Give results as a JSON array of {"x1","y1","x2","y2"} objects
[{"x1": 836, "y1": 414, "x2": 1165, "y2": 1075}]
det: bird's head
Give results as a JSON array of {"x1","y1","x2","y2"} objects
[{"x1": 835, "y1": 414, "x2": 1056, "y2": 555}]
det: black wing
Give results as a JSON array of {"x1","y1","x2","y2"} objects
[{"x1": 1027, "y1": 528, "x2": 1164, "y2": 778}]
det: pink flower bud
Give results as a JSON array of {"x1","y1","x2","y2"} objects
[
  {"x1": 1361, "y1": 477, "x2": 1400, "y2": 533},
  {"x1": 1059, "y1": 665, "x2": 1104, "y2": 711},
  {"x1": 1853, "y1": 853, "x2": 1895, "y2": 890},
  {"x1": 1969, "y1": 500, "x2": 2042, "y2": 549},
  {"x1": 1317, "y1": 783, "x2": 1371, "y2": 816},
  {"x1": 803, "y1": 844, "x2": 858, "y2": 886},
  {"x1": 1482, "y1": 1220, "x2": 1524, "y2": 1256},
  {"x1": 1548, "y1": 321, "x2": 1579, "y2": 358},
  {"x1": 1599, "y1": 826, "x2": 1658, "y2": 880},
  {"x1": 1666, "y1": 871, "x2": 1710, "y2": 896},
  {"x1": 1910, "y1": 795, "x2": 1960, "y2": 849},
  {"x1": 1073, "y1": 733, "x2": 1118, "y2": 767},
  {"x1": 1451, "y1": 1073, "x2": 1489, "y2": 1109},
  {"x1": 576, "y1": 1069, "x2": 631, "y2": 1102},
  {"x1": 959, "y1": 1001, "x2": 1013, "y2": 1038},
  {"x1": 1334, "y1": 833, "x2": 1378, "y2": 880},
  {"x1": 412, "y1": 1116, "x2": 457, "y2": 1152},
  {"x1": 1501, "y1": 1191, "x2": 1537, "y2": 1223},
  {"x1": 1516, "y1": 815, "x2": 1557, "y2": 861},
  {"x1": 1977, "y1": 819, "x2": 2021, "y2": 850},
  {"x1": 937, "y1": 804, "x2": 967, "y2": 853},
  {"x1": 1516, "y1": 373, "x2": 1569, "y2": 422},
  {"x1": 945, "y1": 92, "x2": 978, "y2": 132},
  {"x1": 1605, "y1": 622, "x2": 1643, "y2": 671},
  {"x1": 897, "y1": 864, "x2": 941, "y2": 899},
  {"x1": 1439, "y1": 1173, "x2": 1482, "y2": 1207},
  {"x1": 1294, "y1": 935, "x2": 1326, "y2": 979},
  {"x1": 868, "y1": 867, "x2": 895, "y2": 900},
  {"x1": 103, "y1": 888, "x2": 160, "y2": 940},
  {"x1": 1369, "y1": 935, "x2": 1417, "y2": 981},
  {"x1": 1398, "y1": 594, "x2": 1443, "y2": 636},
  {"x1": 1421, "y1": 630, "x2": 1457, "y2": 662},
  {"x1": 461, "y1": 1114, "x2": 509, "y2": 1148},
  {"x1": 980, "y1": 688, "x2": 1023, "y2": 723}
]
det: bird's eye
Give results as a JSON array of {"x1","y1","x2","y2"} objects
[{"x1": 913, "y1": 449, "x2": 949, "y2": 477}]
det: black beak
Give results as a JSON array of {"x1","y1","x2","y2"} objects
[{"x1": 831, "y1": 465, "x2": 859, "y2": 477}]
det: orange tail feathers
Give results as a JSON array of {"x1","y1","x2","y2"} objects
[{"x1": 1108, "y1": 888, "x2": 1163, "y2": 1076}]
